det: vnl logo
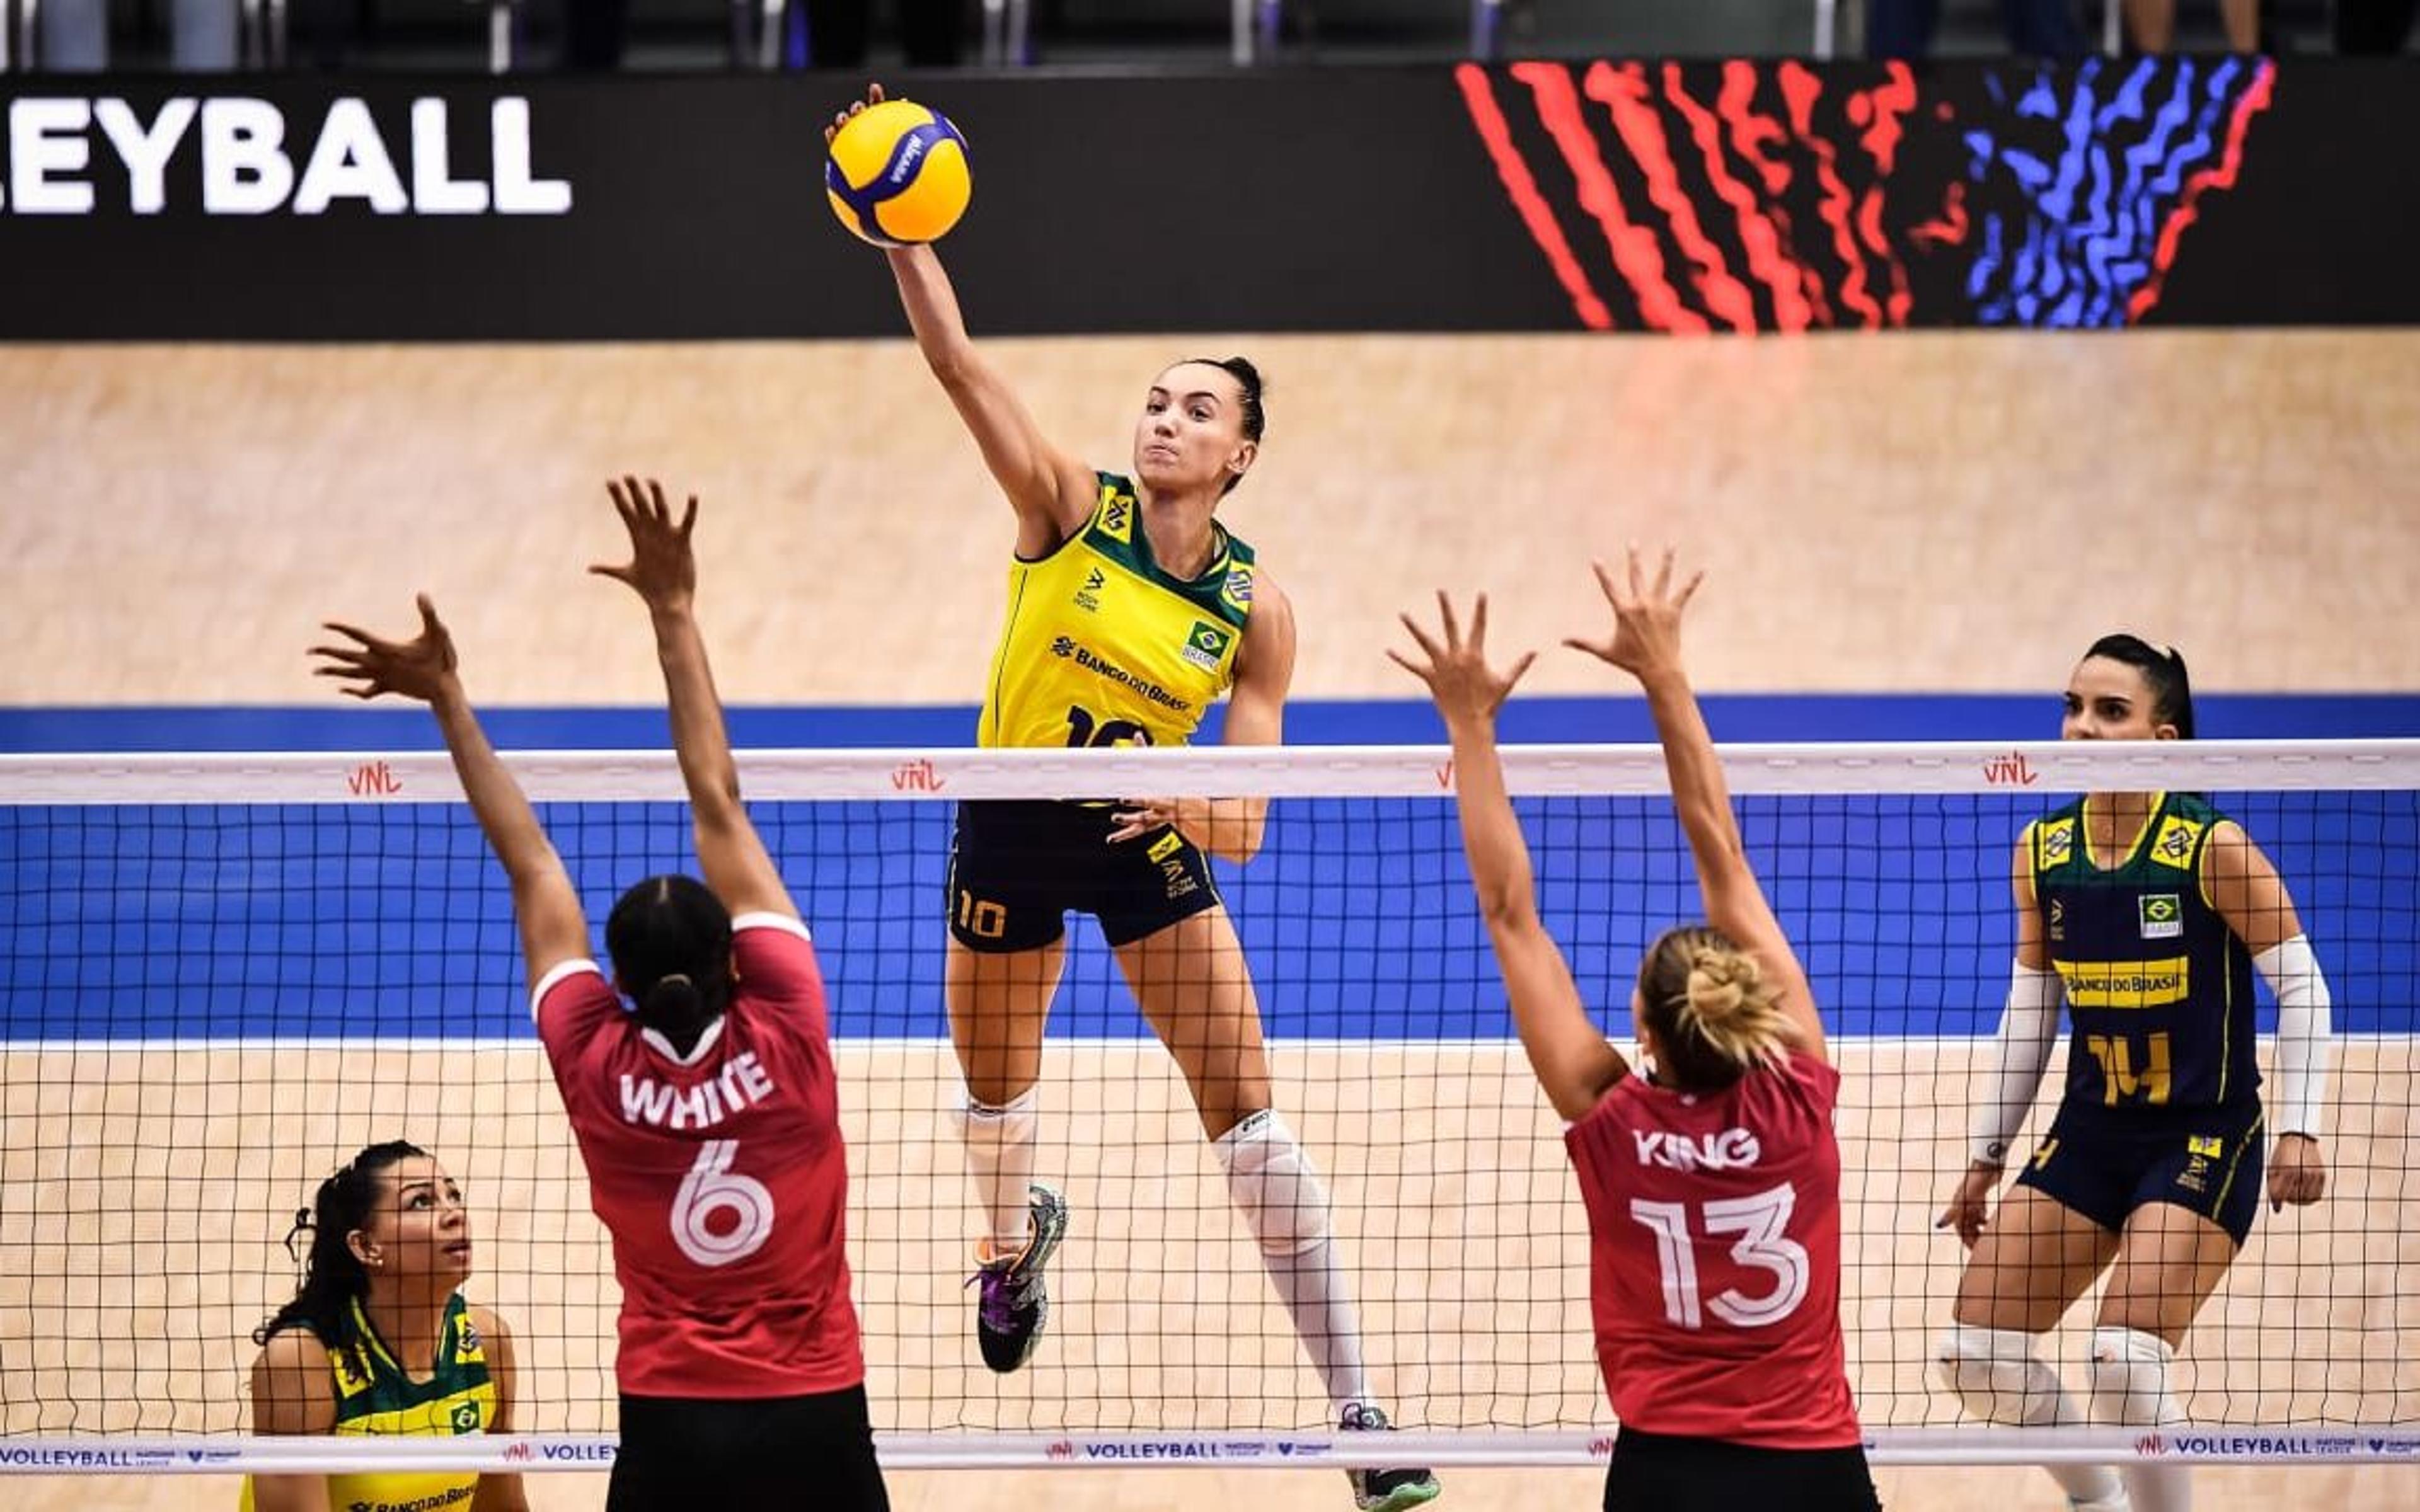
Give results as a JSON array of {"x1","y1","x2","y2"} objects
[{"x1": 0, "y1": 96, "x2": 571, "y2": 216}]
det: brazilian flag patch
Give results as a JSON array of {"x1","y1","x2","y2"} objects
[
  {"x1": 2139, "y1": 893, "x2": 2184, "y2": 939},
  {"x1": 1180, "y1": 619, "x2": 1235, "y2": 671}
]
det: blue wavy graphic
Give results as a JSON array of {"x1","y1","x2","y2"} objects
[{"x1": 1961, "y1": 57, "x2": 2272, "y2": 328}]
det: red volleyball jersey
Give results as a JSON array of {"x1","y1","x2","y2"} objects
[
  {"x1": 1564, "y1": 1051, "x2": 1862, "y2": 1449},
  {"x1": 533, "y1": 913, "x2": 863, "y2": 1399}
]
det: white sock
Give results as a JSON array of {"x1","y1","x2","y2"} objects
[
  {"x1": 1267, "y1": 1231, "x2": 1374, "y2": 1414},
  {"x1": 1214, "y1": 1109, "x2": 1373, "y2": 1412},
  {"x1": 954, "y1": 1087, "x2": 1039, "y2": 1256}
]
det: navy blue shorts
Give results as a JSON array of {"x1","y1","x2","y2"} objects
[
  {"x1": 945, "y1": 799, "x2": 1223, "y2": 953},
  {"x1": 2014, "y1": 1099, "x2": 2266, "y2": 1246}
]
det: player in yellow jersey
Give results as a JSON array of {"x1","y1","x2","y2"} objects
[
  {"x1": 834, "y1": 81, "x2": 1439, "y2": 1512},
  {"x1": 244, "y1": 1141, "x2": 527, "y2": 1512}
]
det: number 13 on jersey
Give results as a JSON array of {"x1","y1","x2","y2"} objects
[{"x1": 1629, "y1": 1183, "x2": 1810, "y2": 1329}]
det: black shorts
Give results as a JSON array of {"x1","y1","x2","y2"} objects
[
  {"x1": 609, "y1": 1386, "x2": 888, "y2": 1512},
  {"x1": 945, "y1": 799, "x2": 1223, "y2": 953},
  {"x1": 1603, "y1": 1427, "x2": 1880, "y2": 1512},
  {"x1": 2015, "y1": 1098, "x2": 2265, "y2": 1246}
]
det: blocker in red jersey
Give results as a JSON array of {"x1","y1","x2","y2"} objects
[
  {"x1": 311, "y1": 478, "x2": 889, "y2": 1512},
  {"x1": 1396, "y1": 547, "x2": 1881, "y2": 1512}
]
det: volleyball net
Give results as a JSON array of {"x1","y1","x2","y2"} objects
[{"x1": 1, "y1": 738, "x2": 2415, "y2": 1474}]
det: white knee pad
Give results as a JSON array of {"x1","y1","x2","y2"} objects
[
  {"x1": 2088, "y1": 1326, "x2": 2183, "y2": 1426},
  {"x1": 1933, "y1": 1324, "x2": 2083, "y2": 1428},
  {"x1": 1214, "y1": 1109, "x2": 1335, "y2": 1258},
  {"x1": 952, "y1": 1087, "x2": 1039, "y2": 1151}
]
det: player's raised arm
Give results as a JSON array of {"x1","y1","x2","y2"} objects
[
  {"x1": 1397, "y1": 592, "x2": 1628, "y2": 1121},
  {"x1": 589, "y1": 478, "x2": 794, "y2": 923},
  {"x1": 826, "y1": 85, "x2": 1095, "y2": 554},
  {"x1": 309, "y1": 598, "x2": 590, "y2": 993},
  {"x1": 1566, "y1": 547, "x2": 1824, "y2": 1063}
]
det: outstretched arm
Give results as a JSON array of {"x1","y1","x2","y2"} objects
[
  {"x1": 887, "y1": 245, "x2": 1098, "y2": 556},
  {"x1": 591, "y1": 479, "x2": 795, "y2": 922},
  {"x1": 311, "y1": 598, "x2": 590, "y2": 994},
  {"x1": 827, "y1": 87, "x2": 1096, "y2": 556},
  {"x1": 1396, "y1": 592, "x2": 1628, "y2": 1122},
  {"x1": 1567, "y1": 547, "x2": 1824, "y2": 1063}
]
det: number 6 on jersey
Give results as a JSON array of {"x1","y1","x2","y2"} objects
[{"x1": 673, "y1": 1139, "x2": 775, "y2": 1267}]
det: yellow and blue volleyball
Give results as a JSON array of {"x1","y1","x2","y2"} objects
[{"x1": 825, "y1": 100, "x2": 972, "y2": 248}]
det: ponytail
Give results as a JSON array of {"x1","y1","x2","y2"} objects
[{"x1": 606, "y1": 876, "x2": 734, "y2": 1055}]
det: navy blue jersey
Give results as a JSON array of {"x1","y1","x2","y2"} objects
[{"x1": 2026, "y1": 792, "x2": 2259, "y2": 1113}]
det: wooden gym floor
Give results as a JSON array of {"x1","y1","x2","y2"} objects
[{"x1": 1, "y1": 330, "x2": 2416, "y2": 1508}]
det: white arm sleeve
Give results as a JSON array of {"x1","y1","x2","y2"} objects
[
  {"x1": 2254, "y1": 934, "x2": 2332, "y2": 1138},
  {"x1": 1968, "y1": 962, "x2": 2062, "y2": 1166}
]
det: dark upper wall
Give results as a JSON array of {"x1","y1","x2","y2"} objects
[{"x1": 2, "y1": 59, "x2": 2416, "y2": 339}]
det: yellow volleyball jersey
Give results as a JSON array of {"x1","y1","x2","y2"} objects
[
  {"x1": 239, "y1": 1293, "x2": 497, "y2": 1512},
  {"x1": 981, "y1": 472, "x2": 1257, "y2": 750}
]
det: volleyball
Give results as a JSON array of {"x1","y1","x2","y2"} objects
[{"x1": 826, "y1": 99, "x2": 972, "y2": 248}]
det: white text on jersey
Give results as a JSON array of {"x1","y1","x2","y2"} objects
[
  {"x1": 619, "y1": 1053, "x2": 778, "y2": 1130},
  {"x1": 1633, "y1": 1128, "x2": 1763, "y2": 1172}
]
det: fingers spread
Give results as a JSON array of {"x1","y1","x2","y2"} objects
[
  {"x1": 1590, "y1": 558, "x2": 1618, "y2": 607},
  {"x1": 1675, "y1": 566, "x2": 1707, "y2": 612}
]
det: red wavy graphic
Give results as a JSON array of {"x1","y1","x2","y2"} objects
[
  {"x1": 1511, "y1": 61, "x2": 1705, "y2": 333},
  {"x1": 1453, "y1": 63, "x2": 1613, "y2": 331},
  {"x1": 1910, "y1": 181, "x2": 1971, "y2": 249},
  {"x1": 1778, "y1": 63, "x2": 1887, "y2": 328},
  {"x1": 1460, "y1": 60, "x2": 1947, "y2": 332},
  {"x1": 1667, "y1": 61, "x2": 1815, "y2": 332},
  {"x1": 1586, "y1": 61, "x2": 1758, "y2": 333},
  {"x1": 1717, "y1": 62, "x2": 1836, "y2": 326}
]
